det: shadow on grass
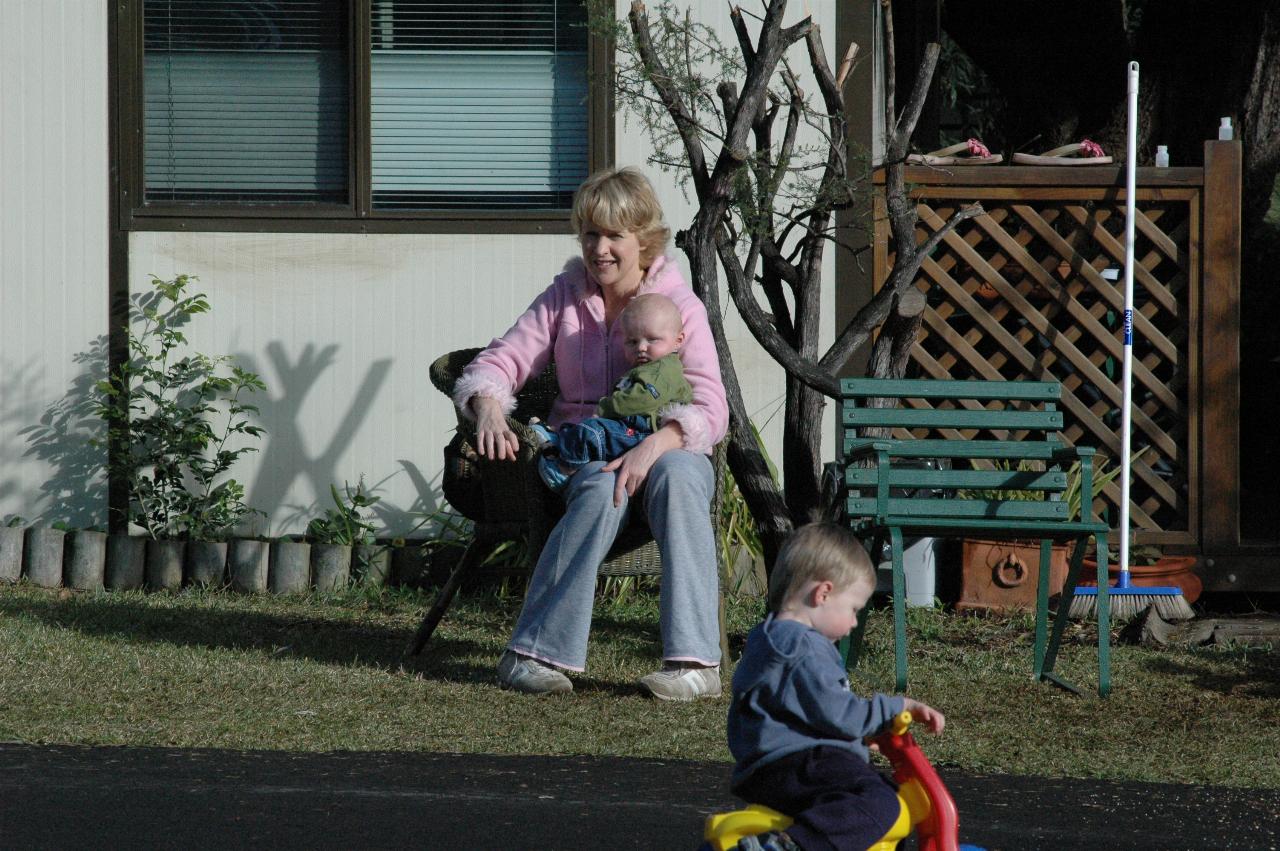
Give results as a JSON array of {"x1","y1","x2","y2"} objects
[
  {"x1": 1140, "y1": 647, "x2": 1280, "y2": 700},
  {"x1": 0, "y1": 593, "x2": 496, "y2": 684}
]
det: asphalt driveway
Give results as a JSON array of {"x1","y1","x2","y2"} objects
[{"x1": 0, "y1": 745, "x2": 1275, "y2": 850}]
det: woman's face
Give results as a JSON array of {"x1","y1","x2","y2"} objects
[{"x1": 581, "y1": 224, "x2": 644, "y2": 293}]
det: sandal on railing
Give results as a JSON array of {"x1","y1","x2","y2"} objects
[
  {"x1": 905, "y1": 138, "x2": 1002, "y2": 166},
  {"x1": 1011, "y1": 139, "x2": 1112, "y2": 165}
]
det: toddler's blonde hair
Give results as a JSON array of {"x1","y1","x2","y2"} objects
[
  {"x1": 768, "y1": 522, "x2": 875, "y2": 612},
  {"x1": 572, "y1": 166, "x2": 671, "y2": 268}
]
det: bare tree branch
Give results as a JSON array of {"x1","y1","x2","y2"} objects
[
  {"x1": 819, "y1": 203, "x2": 983, "y2": 373},
  {"x1": 629, "y1": 2, "x2": 710, "y2": 195}
]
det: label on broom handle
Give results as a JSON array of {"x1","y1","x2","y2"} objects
[{"x1": 1123, "y1": 308, "x2": 1133, "y2": 345}]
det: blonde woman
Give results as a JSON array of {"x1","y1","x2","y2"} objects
[{"x1": 452, "y1": 167, "x2": 728, "y2": 699}]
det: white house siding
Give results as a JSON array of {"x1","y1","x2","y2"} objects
[
  {"x1": 0, "y1": 1, "x2": 110, "y2": 527},
  {"x1": 0, "y1": 1, "x2": 842, "y2": 536},
  {"x1": 127, "y1": 231, "x2": 591, "y2": 536}
]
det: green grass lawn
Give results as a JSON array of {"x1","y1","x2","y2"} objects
[{"x1": 1, "y1": 582, "x2": 1277, "y2": 788}]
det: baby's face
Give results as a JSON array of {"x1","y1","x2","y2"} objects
[{"x1": 622, "y1": 312, "x2": 684, "y2": 365}]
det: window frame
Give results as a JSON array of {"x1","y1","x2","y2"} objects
[{"x1": 114, "y1": 0, "x2": 613, "y2": 234}]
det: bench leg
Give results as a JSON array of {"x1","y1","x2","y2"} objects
[
  {"x1": 1039, "y1": 536, "x2": 1084, "y2": 692},
  {"x1": 841, "y1": 531, "x2": 884, "y2": 670},
  {"x1": 1095, "y1": 533, "x2": 1111, "y2": 696},
  {"x1": 1033, "y1": 538, "x2": 1052, "y2": 677},
  {"x1": 406, "y1": 537, "x2": 495, "y2": 657},
  {"x1": 1039, "y1": 533, "x2": 1111, "y2": 697},
  {"x1": 890, "y1": 527, "x2": 908, "y2": 692}
]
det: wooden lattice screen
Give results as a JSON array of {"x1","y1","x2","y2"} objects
[{"x1": 873, "y1": 165, "x2": 1222, "y2": 548}]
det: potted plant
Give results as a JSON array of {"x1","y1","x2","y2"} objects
[
  {"x1": 306, "y1": 480, "x2": 379, "y2": 593},
  {"x1": 90, "y1": 274, "x2": 265, "y2": 591}
]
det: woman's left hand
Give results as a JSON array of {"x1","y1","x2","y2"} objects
[{"x1": 602, "y1": 423, "x2": 683, "y2": 507}]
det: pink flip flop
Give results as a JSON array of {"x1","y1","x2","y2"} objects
[
  {"x1": 1011, "y1": 139, "x2": 1113, "y2": 165},
  {"x1": 906, "y1": 138, "x2": 1003, "y2": 166}
]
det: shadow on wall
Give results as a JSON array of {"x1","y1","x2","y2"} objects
[
  {"x1": 7, "y1": 331, "x2": 448, "y2": 538},
  {"x1": 240, "y1": 340, "x2": 446, "y2": 537},
  {"x1": 10, "y1": 342, "x2": 109, "y2": 528}
]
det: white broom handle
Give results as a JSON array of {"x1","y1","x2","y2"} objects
[{"x1": 1120, "y1": 61, "x2": 1139, "y2": 579}]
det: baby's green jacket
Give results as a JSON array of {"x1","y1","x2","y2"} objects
[{"x1": 595, "y1": 353, "x2": 694, "y2": 432}]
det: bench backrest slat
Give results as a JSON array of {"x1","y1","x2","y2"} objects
[
  {"x1": 846, "y1": 468, "x2": 1067, "y2": 491},
  {"x1": 841, "y1": 377, "x2": 1061, "y2": 401},
  {"x1": 847, "y1": 496, "x2": 1069, "y2": 521},
  {"x1": 843, "y1": 438, "x2": 1065, "y2": 460},
  {"x1": 839, "y1": 379, "x2": 1095, "y2": 530},
  {"x1": 843, "y1": 407, "x2": 1063, "y2": 431}
]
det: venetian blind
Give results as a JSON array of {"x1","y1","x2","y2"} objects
[
  {"x1": 369, "y1": 1, "x2": 589, "y2": 210},
  {"x1": 143, "y1": 0, "x2": 348, "y2": 203}
]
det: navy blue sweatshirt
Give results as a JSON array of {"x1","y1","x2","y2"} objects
[{"x1": 728, "y1": 613, "x2": 904, "y2": 788}]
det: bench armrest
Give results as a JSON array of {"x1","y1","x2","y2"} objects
[
  {"x1": 1052, "y1": 445, "x2": 1095, "y2": 462},
  {"x1": 845, "y1": 440, "x2": 893, "y2": 461}
]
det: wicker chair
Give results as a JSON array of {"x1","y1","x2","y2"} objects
[{"x1": 408, "y1": 348, "x2": 729, "y2": 659}]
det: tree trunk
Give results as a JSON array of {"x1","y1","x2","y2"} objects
[
  {"x1": 862, "y1": 289, "x2": 926, "y2": 441},
  {"x1": 782, "y1": 376, "x2": 825, "y2": 523}
]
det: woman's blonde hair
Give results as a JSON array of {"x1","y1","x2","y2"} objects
[
  {"x1": 768, "y1": 522, "x2": 875, "y2": 612},
  {"x1": 572, "y1": 166, "x2": 671, "y2": 268}
]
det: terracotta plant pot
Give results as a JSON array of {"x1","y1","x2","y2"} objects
[
  {"x1": 1078, "y1": 556, "x2": 1202, "y2": 604},
  {"x1": 957, "y1": 538, "x2": 1070, "y2": 613}
]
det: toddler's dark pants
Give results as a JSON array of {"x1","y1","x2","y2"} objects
[{"x1": 732, "y1": 746, "x2": 901, "y2": 851}]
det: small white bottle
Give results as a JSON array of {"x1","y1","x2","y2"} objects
[
  {"x1": 1219, "y1": 117, "x2": 1234, "y2": 141},
  {"x1": 1155, "y1": 145, "x2": 1170, "y2": 167}
]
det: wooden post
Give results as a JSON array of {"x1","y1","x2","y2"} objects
[{"x1": 1200, "y1": 140, "x2": 1242, "y2": 550}]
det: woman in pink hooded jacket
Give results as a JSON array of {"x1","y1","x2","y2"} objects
[{"x1": 452, "y1": 167, "x2": 728, "y2": 700}]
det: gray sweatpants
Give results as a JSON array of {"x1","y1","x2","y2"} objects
[{"x1": 508, "y1": 450, "x2": 721, "y2": 671}]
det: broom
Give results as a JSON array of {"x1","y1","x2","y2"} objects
[{"x1": 1069, "y1": 61, "x2": 1194, "y2": 622}]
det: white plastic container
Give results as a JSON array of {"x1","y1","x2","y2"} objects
[
  {"x1": 1155, "y1": 145, "x2": 1169, "y2": 167},
  {"x1": 1219, "y1": 117, "x2": 1234, "y2": 141},
  {"x1": 877, "y1": 538, "x2": 937, "y2": 608}
]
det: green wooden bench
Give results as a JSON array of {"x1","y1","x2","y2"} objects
[{"x1": 840, "y1": 377, "x2": 1112, "y2": 697}]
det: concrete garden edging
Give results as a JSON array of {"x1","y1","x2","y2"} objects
[{"x1": 0, "y1": 527, "x2": 402, "y2": 596}]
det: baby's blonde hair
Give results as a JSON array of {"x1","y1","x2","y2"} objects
[
  {"x1": 572, "y1": 166, "x2": 671, "y2": 268},
  {"x1": 768, "y1": 522, "x2": 875, "y2": 612},
  {"x1": 621, "y1": 293, "x2": 684, "y2": 336}
]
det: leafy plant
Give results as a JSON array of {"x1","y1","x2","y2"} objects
[
  {"x1": 955, "y1": 459, "x2": 1045, "y2": 503},
  {"x1": 306, "y1": 481, "x2": 380, "y2": 546},
  {"x1": 92, "y1": 274, "x2": 265, "y2": 541},
  {"x1": 3, "y1": 516, "x2": 25, "y2": 528},
  {"x1": 1064, "y1": 448, "x2": 1149, "y2": 523}
]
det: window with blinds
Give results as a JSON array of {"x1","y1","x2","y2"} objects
[
  {"x1": 369, "y1": 1, "x2": 589, "y2": 211},
  {"x1": 142, "y1": 0, "x2": 348, "y2": 204}
]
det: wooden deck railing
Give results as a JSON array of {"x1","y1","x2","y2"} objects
[{"x1": 873, "y1": 141, "x2": 1245, "y2": 577}]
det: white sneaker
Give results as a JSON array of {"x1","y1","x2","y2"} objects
[
  {"x1": 497, "y1": 650, "x2": 573, "y2": 695},
  {"x1": 638, "y1": 664, "x2": 722, "y2": 702}
]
